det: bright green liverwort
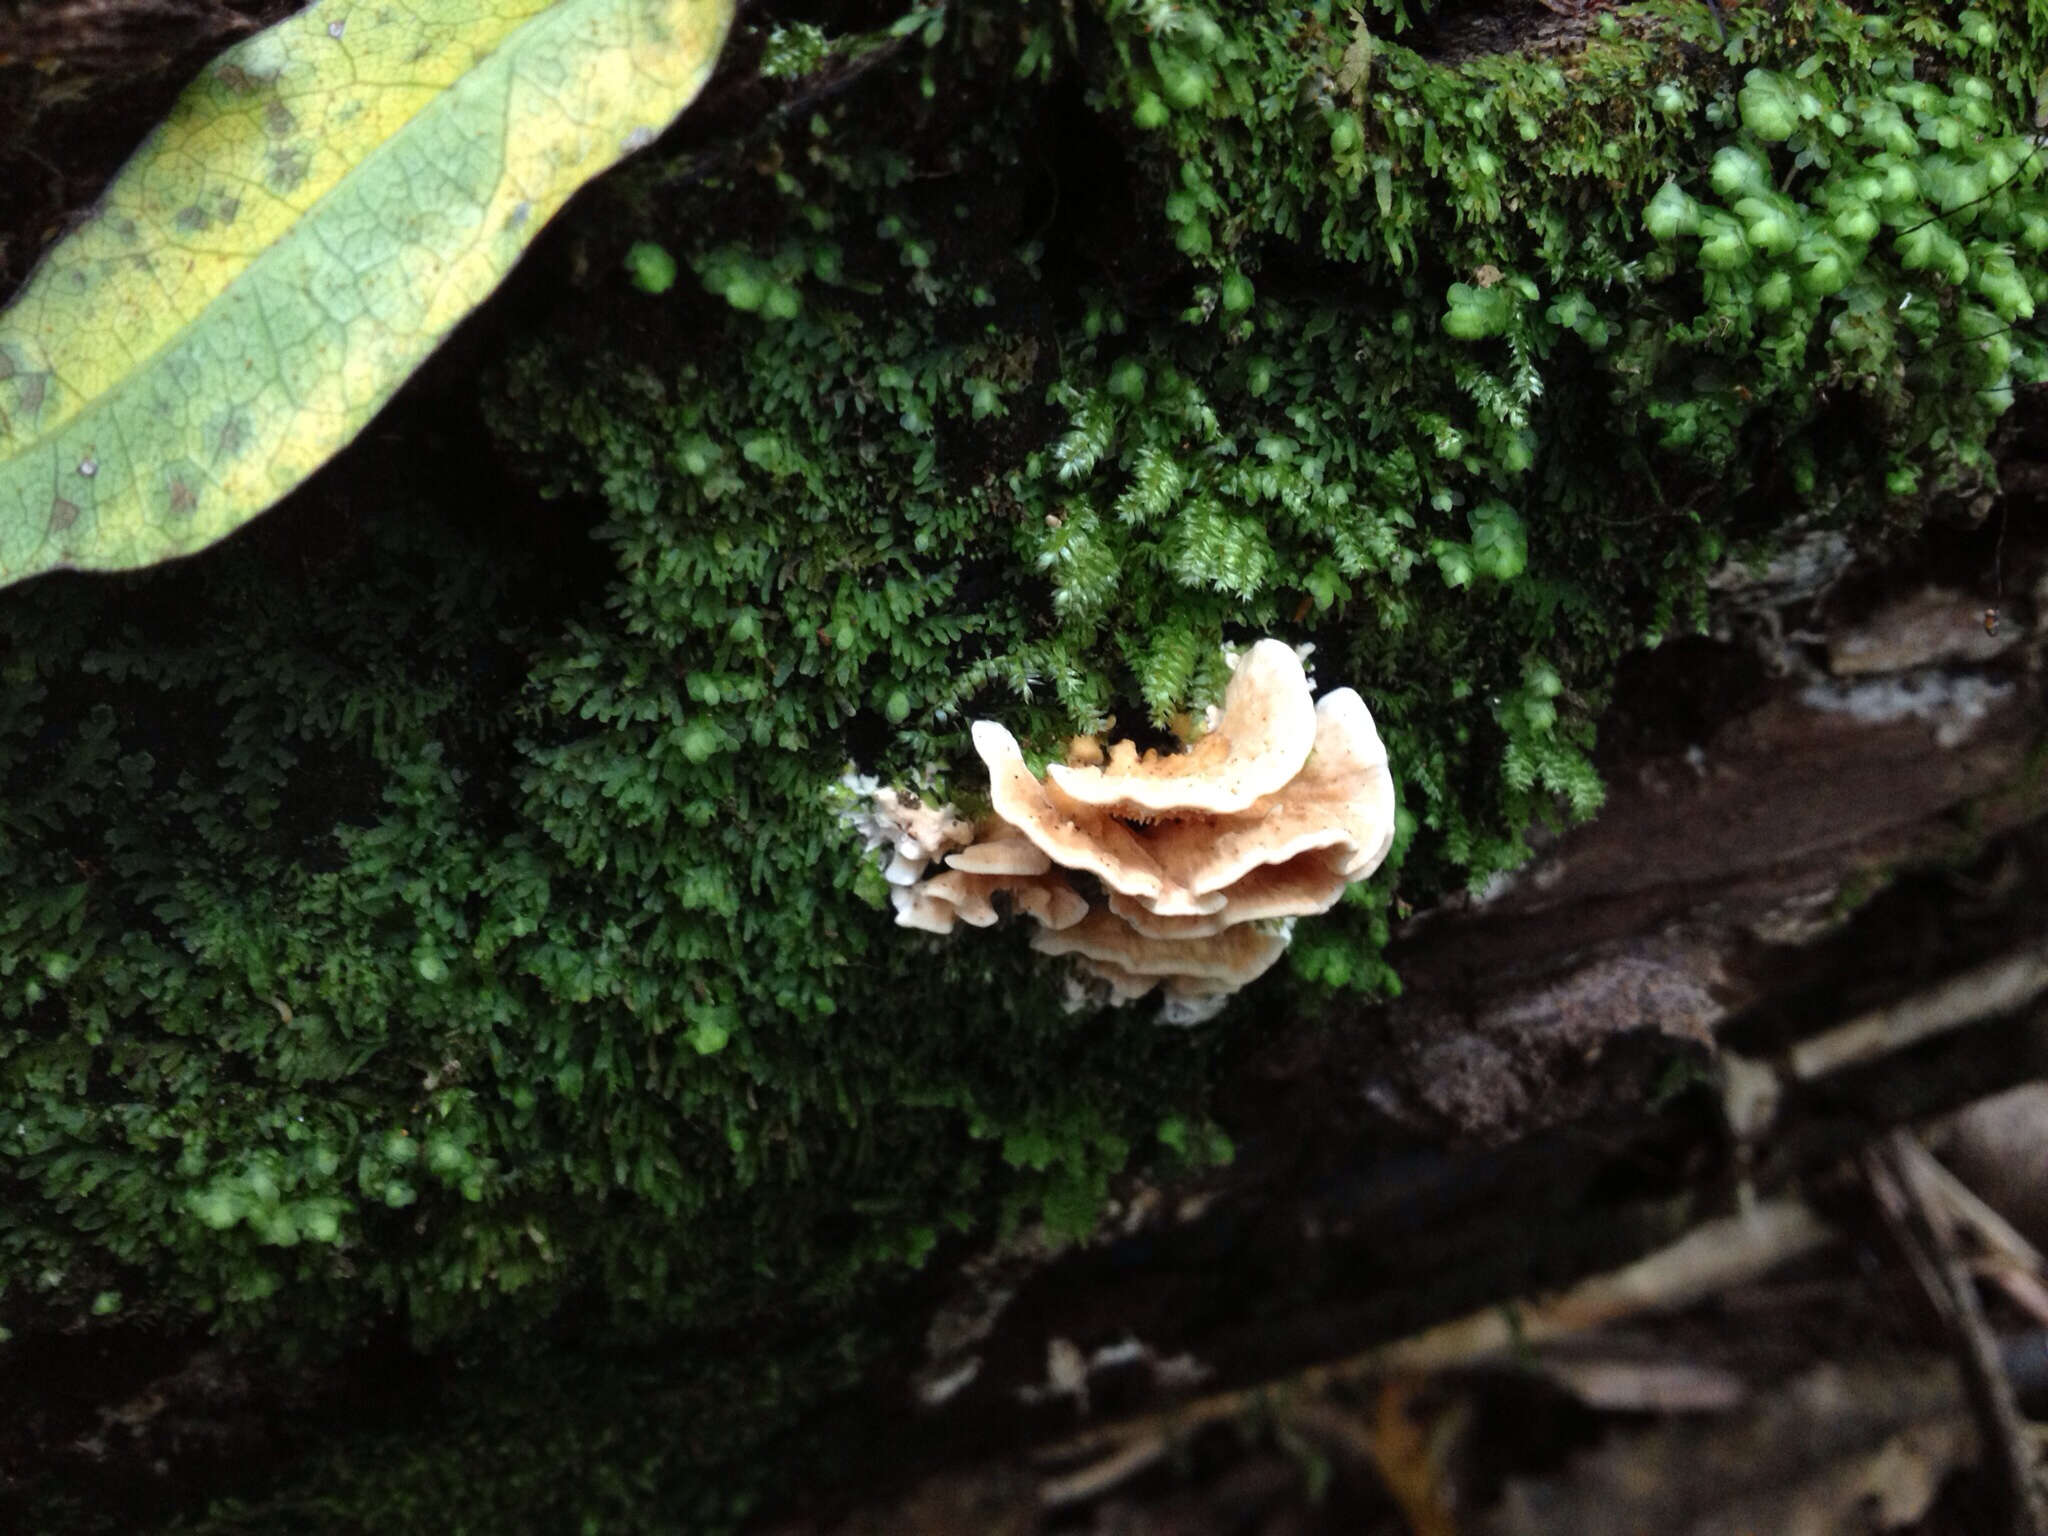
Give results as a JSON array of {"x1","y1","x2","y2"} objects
[{"x1": 2, "y1": 0, "x2": 2045, "y2": 1529}]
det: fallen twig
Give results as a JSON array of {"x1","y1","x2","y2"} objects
[
  {"x1": 1911, "y1": 1143, "x2": 2048, "y2": 1328},
  {"x1": 1534, "y1": 1351, "x2": 1748, "y2": 1412},
  {"x1": 1865, "y1": 1131, "x2": 2048, "y2": 1536},
  {"x1": 1724, "y1": 940, "x2": 2048, "y2": 1144},
  {"x1": 1038, "y1": 1198, "x2": 1835, "y2": 1482},
  {"x1": 1037, "y1": 1434, "x2": 1167, "y2": 1509},
  {"x1": 1986, "y1": 1263, "x2": 2048, "y2": 1332},
  {"x1": 1917, "y1": 1148, "x2": 2048, "y2": 1275},
  {"x1": 1790, "y1": 940, "x2": 2048, "y2": 1081}
]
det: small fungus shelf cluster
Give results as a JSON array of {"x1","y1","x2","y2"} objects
[{"x1": 860, "y1": 640, "x2": 1397, "y2": 1024}]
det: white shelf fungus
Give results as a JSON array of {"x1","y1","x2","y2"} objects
[
  {"x1": 856, "y1": 638, "x2": 1397, "y2": 1024},
  {"x1": 840, "y1": 780, "x2": 975, "y2": 887}
]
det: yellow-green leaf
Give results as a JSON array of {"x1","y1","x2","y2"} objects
[{"x1": 0, "y1": 0, "x2": 733, "y2": 589}]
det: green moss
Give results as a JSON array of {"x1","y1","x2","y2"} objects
[
  {"x1": 4, "y1": 0, "x2": 2045, "y2": 1526},
  {"x1": 496, "y1": 0, "x2": 2047, "y2": 959}
]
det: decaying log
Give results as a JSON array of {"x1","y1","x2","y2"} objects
[{"x1": 840, "y1": 488, "x2": 2048, "y2": 1519}]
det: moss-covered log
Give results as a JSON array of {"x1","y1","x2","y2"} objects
[{"x1": 2, "y1": 0, "x2": 2045, "y2": 1528}]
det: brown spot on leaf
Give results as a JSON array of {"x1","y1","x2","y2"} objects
[
  {"x1": 174, "y1": 204, "x2": 213, "y2": 233},
  {"x1": 159, "y1": 458, "x2": 208, "y2": 519},
  {"x1": 214, "y1": 411, "x2": 251, "y2": 460},
  {"x1": 214, "y1": 63, "x2": 272, "y2": 95},
  {"x1": 13, "y1": 371, "x2": 47, "y2": 417},
  {"x1": 268, "y1": 148, "x2": 310, "y2": 194},
  {"x1": 49, "y1": 498, "x2": 79, "y2": 532},
  {"x1": 264, "y1": 101, "x2": 296, "y2": 138},
  {"x1": 0, "y1": 352, "x2": 42, "y2": 420}
]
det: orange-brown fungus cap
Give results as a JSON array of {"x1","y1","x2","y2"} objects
[
  {"x1": 1044, "y1": 639, "x2": 1317, "y2": 817},
  {"x1": 1134, "y1": 687, "x2": 1397, "y2": 902},
  {"x1": 973, "y1": 720, "x2": 1225, "y2": 916},
  {"x1": 1031, "y1": 908, "x2": 1290, "y2": 989},
  {"x1": 894, "y1": 869, "x2": 1088, "y2": 934},
  {"x1": 1105, "y1": 850, "x2": 1354, "y2": 940}
]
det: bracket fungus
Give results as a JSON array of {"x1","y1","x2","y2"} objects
[
  {"x1": 1032, "y1": 909, "x2": 1294, "y2": 1025},
  {"x1": 855, "y1": 639, "x2": 1397, "y2": 1024},
  {"x1": 892, "y1": 867, "x2": 1090, "y2": 936},
  {"x1": 840, "y1": 779, "x2": 975, "y2": 887}
]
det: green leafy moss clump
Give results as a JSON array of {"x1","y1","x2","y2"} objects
[
  {"x1": 4, "y1": 0, "x2": 2046, "y2": 1527},
  {"x1": 498, "y1": 0, "x2": 2048, "y2": 982},
  {"x1": 2, "y1": 494, "x2": 1218, "y2": 1527}
]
